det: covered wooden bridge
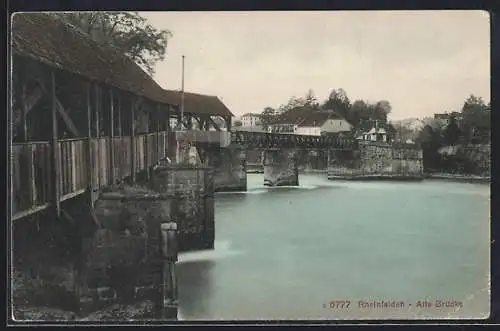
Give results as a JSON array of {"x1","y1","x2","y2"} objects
[{"x1": 10, "y1": 13, "x2": 233, "y2": 221}]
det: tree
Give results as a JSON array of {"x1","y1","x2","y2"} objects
[
  {"x1": 416, "y1": 125, "x2": 442, "y2": 172},
  {"x1": 321, "y1": 88, "x2": 351, "y2": 120},
  {"x1": 277, "y1": 96, "x2": 307, "y2": 114},
  {"x1": 461, "y1": 94, "x2": 490, "y2": 144},
  {"x1": 53, "y1": 12, "x2": 173, "y2": 75},
  {"x1": 373, "y1": 100, "x2": 392, "y2": 124},
  {"x1": 443, "y1": 116, "x2": 462, "y2": 146},
  {"x1": 385, "y1": 123, "x2": 397, "y2": 142},
  {"x1": 260, "y1": 106, "x2": 277, "y2": 128},
  {"x1": 350, "y1": 100, "x2": 370, "y2": 129},
  {"x1": 304, "y1": 89, "x2": 319, "y2": 108}
]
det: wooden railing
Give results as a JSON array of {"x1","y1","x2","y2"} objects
[{"x1": 11, "y1": 131, "x2": 169, "y2": 220}]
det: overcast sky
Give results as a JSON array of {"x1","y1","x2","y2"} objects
[{"x1": 141, "y1": 11, "x2": 490, "y2": 120}]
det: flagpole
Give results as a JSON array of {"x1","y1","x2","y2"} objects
[{"x1": 176, "y1": 55, "x2": 185, "y2": 164}]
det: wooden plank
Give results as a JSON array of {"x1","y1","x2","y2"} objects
[
  {"x1": 118, "y1": 94, "x2": 122, "y2": 137},
  {"x1": 73, "y1": 142, "x2": 79, "y2": 190},
  {"x1": 60, "y1": 188, "x2": 86, "y2": 202},
  {"x1": 12, "y1": 146, "x2": 20, "y2": 214},
  {"x1": 59, "y1": 142, "x2": 66, "y2": 196},
  {"x1": 131, "y1": 96, "x2": 136, "y2": 183},
  {"x1": 109, "y1": 89, "x2": 115, "y2": 185},
  {"x1": 72, "y1": 141, "x2": 77, "y2": 192},
  {"x1": 25, "y1": 144, "x2": 36, "y2": 207},
  {"x1": 86, "y1": 82, "x2": 93, "y2": 199},
  {"x1": 78, "y1": 141, "x2": 84, "y2": 190},
  {"x1": 91, "y1": 140, "x2": 98, "y2": 190},
  {"x1": 100, "y1": 138, "x2": 106, "y2": 187},
  {"x1": 51, "y1": 70, "x2": 61, "y2": 217},
  {"x1": 95, "y1": 84, "x2": 101, "y2": 189},
  {"x1": 12, "y1": 203, "x2": 51, "y2": 221}
]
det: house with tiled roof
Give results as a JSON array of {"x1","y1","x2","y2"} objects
[{"x1": 267, "y1": 106, "x2": 351, "y2": 136}]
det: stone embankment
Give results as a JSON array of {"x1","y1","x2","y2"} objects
[{"x1": 327, "y1": 141, "x2": 424, "y2": 181}]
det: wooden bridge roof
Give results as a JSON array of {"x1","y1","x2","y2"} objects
[
  {"x1": 162, "y1": 90, "x2": 234, "y2": 118},
  {"x1": 12, "y1": 13, "x2": 174, "y2": 107}
]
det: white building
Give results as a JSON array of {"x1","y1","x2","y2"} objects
[
  {"x1": 241, "y1": 113, "x2": 261, "y2": 127},
  {"x1": 296, "y1": 111, "x2": 352, "y2": 136},
  {"x1": 267, "y1": 107, "x2": 351, "y2": 136},
  {"x1": 358, "y1": 127, "x2": 388, "y2": 142}
]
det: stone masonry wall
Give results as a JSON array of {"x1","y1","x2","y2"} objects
[
  {"x1": 263, "y1": 149, "x2": 299, "y2": 186},
  {"x1": 358, "y1": 142, "x2": 393, "y2": 174},
  {"x1": 79, "y1": 184, "x2": 173, "y2": 316},
  {"x1": 151, "y1": 166, "x2": 215, "y2": 252},
  {"x1": 328, "y1": 141, "x2": 423, "y2": 178},
  {"x1": 208, "y1": 148, "x2": 247, "y2": 192}
]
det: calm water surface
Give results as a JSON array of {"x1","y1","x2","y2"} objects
[{"x1": 176, "y1": 174, "x2": 490, "y2": 320}]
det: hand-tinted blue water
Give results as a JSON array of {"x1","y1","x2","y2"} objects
[{"x1": 177, "y1": 174, "x2": 490, "y2": 320}]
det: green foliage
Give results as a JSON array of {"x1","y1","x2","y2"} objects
[
  {"x1": 443, "y1": 116, "x2": 461, "y2": 145},
  {"x1": 260, "y1": 106, "x2": 277, "y2": 128},
  {"x1": 461, "y1": 94, "x2": 490, "y2": 144},
  {"x1": 53, "y1": 12, "x2": 173, "y2": 75},
  {"x1": 416, "y1": 125, "x2": 442, "y2": 172},
  {"x1": 321, "y1": 88, "x2": 351, "y2": 119},
  {"x1": 304, "y1": 89, "x2": 320, "y2": 108}
]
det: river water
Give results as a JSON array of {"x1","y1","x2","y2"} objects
[{"x1": 176, "y1": 174, "x2": 490, "y2": 321}]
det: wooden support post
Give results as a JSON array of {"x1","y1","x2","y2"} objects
[
  {"x1": 50, "y1": 70, "x2": 61, "y2": 217},
  {"x1": 131, "y1": 95, "x2": 136, "y2": 183},
  {"x1": 86, "y1": 82, "x2": 93, "y2": 204},
  {"x1": 109, "y1": 88, "x2": 115, "y2": 185},
  {"x1": 226, "y1": 116, "x2": 232, "y2": 132}
]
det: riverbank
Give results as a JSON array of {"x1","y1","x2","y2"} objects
[
  {"x1": 13, "y1": 301, "x2": 159, "y2": 322},
  {"x1": 424, "y1": 173, "x2": 491, "y2": 183},
  {"x1": 327, "y1": 174, "x2": 424, "y2": 181}
]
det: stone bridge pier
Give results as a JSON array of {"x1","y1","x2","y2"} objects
[
  {"x1": 263, "y1": 149, "x2": 299, "y2": 186},
  {"x1": 205, "y1": 147, "x2": 247, "y2": 192}
]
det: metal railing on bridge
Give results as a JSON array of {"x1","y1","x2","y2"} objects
[
  {"x1": 11, "y1": 131, "x2": 169, "y2": 221},
  {"x1": 229, "y1": 131, "x2": 356, "y2": 149}
]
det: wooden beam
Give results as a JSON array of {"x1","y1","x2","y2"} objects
[
  {"x1": 109, "y1": 88, "x2": 115, "y2": 185},
  {"x1": 20, "y1": 85, "x2": 28, "y2": 142},
  {"x1": 208, "y1": 116, "x2": 221, "y2": 131},
  {"x1": 195, "y1": 145, "x2": 205, "y2": 164},
  {"x1": 38, "y1": 80, "x2": 80, "y2": 137},
  {"x1": 50, "y1": 70, "x2": 61, "y2": 217},
  {"x1": 23, "y1": 85, "x2": 43, "y2": 116},
  {"x1": 226, "y1": 116, "x2": 232, "y2": 132},
  {"x1": 17, "y1": 84, "x2": 44, "y2": 141}
]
